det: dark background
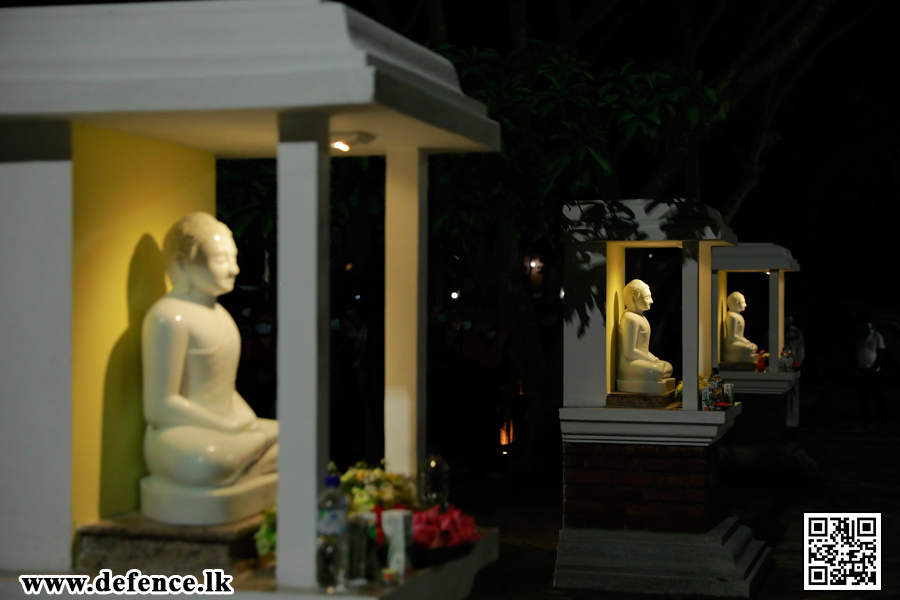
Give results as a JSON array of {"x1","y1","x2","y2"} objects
[{"x1": 10, "y1": 0, "x2": 900, "y2": 470}]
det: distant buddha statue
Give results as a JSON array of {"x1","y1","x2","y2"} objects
[
  {"x1": 722, "y1": 291, "x2": 759, "y2": 363},
  {"x1": 140, "y1": 212, "x2": 278, "y2": 525},
  {"x1": 616, "y1": 279, "x2": 675, "y2": 394}
]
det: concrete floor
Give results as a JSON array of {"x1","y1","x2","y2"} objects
[{"x1": 463, "y1": 380, "x2": 899, "y2": 599}]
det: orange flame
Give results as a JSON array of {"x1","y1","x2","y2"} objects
[{"x1": 499, "y1": 419, "x2": 514, "y2": 446}]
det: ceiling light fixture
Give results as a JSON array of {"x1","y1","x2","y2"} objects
[{"x1": 329, "y1": 131, "x2": 376, "y2": 153}]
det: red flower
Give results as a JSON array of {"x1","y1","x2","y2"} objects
[
  {"x1": 412, "y1": 505, "x2": 483, "y2": 548},
  {"x1": 373, "y1": 505, "x2": 386, "y2": 546}
]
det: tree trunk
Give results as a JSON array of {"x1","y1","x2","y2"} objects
[
  {"x1": 507, "y1": 0, "x2": 529, "y2": 51},
  {"x1": 426, "y1": 0, "x2": 449, "y2": 46}
]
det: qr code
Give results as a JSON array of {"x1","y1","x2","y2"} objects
[{"x1": 805, "y1": 513, "x2": 881, "y2": 590}]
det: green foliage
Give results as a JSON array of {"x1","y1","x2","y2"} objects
[
  {"x1": 330, "y1": 156, "x2": 385, "y2": 233},
  {"x1": 216, "y1": 160, "x2": 277, "y2": 246},
  {"x1": 254, "y1": 507, "x2": 278, "y2": 557},
  {"x1": 430, "y1": 42, "x2": 723, "y2": 255}
]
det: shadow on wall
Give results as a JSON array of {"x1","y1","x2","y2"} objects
[
  {"x1": 98, "y1": 234, "x2": 166, "y2": 517},
  {"x1": 610, "y1": 291, "x2": 620, "y2": 391}
]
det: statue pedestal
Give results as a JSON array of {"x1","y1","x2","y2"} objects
[
  {"x1": 75, "y1": 511, "x2": 263, "y2": 577},
  {"x1": 555, "y1": 411, "x2": 771, "y2": 598},
  {"x1": 605, "y1": 389, "x2": 676, "y2": 409},
  {"x1": 141, "y1": 472, "x2": 278, "y2": 526},
  {"x1": 615, "y1": 377, "x2": 676, "y2": 394}
]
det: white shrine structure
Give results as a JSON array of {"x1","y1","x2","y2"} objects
[
  {"x1": 0, "y1": 1, "x2": 500, "y2": 596},
  {"x1": 712, "y1": 243, "x2": 801, "y2": 394},
  {"x1": 560, "y1": 199, "x2": 741, "y2": 442},
  {"x1": 557, "y1": 199, "x2": 772, "y2": 597}
]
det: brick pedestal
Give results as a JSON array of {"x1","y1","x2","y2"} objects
[{"x1": 563, "y1": 442, "x2": 721, "y2": 534}]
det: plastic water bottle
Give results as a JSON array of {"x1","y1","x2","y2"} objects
[
  {"x1": 419, "y1": 447, "x2": 450, "y2": 512},
  {"x1": 709, "y1": 367, "x2": 723, "y2": 402},
  {"x1": 316, "y1": 475, "x2": 349, "y2": 590}
]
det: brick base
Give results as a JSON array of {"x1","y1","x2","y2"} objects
[{"x1": 563, "y1": 442, "x2": 721, "y2": 534}]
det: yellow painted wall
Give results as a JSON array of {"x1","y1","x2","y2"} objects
[
  {"x1": 717, "y1": 271, "x2": 728, "y2": 362},
  {"x1": 697, "y1": 242, "x2": 712, "y2": 375},
  {"x1": 71, "y1": 123, "x2": 215, "y2": 526},
  {"x1": 605, "y1": 243, "x2": 625, "y2": 394}
]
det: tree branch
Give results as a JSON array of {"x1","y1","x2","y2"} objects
[
  {"x1": 714, "y1": 0, "x2": 814, "y2": 92},
  {"x1": 399, "y1": 0, "x2": 427, "y2": 37},
  {"x1": 747, "y1": 0, "x2": 778, "y2": 50},
  {"x1": 720, "y1": 0, "x2": 837, "y2": 113},
  {"x1": 426, "y1": 0, "x2": 448, "y2": 45},
  {"x1": 586, "y1": 0, "x2": 646, "y2": 64},
  {"x1": 684, "y1": 0, "x2": 729, "y2": 70},
  {"x1": 556, "y1": 0, "x2": 573, "y2": 44},
  {"x1": 507, "y1": 0, "x2": 529, "y2": 51},
  {"x1": 559, "y1": 0, "x2": 622, "y2": 47},
  {"x1": 639, "y1": 138, "x2": 702, "y2": 199},
  {"x1": 719, "y1": 0, "x2": 889, "y2": 222},
  {"x1": 770, "y1": 0, "x2": 887, "y2": 112}
]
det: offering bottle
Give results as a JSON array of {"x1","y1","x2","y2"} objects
[
  {"x1": 709, "y1": 368, "x2": 723, "y2": 402},
  {"x1": 419, "y1": 446, "x2": 450, "y2": 513},
  {"x1": 317, "y1": 475, "x2": 349, "y2": 590}
]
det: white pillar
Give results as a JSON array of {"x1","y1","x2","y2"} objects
[
  {"x1": 276, "y1": 113, "x2": 330, "y2": 589},
  {"x1": 768, "y1": 270, "x2": 784, "y2": 362},
  {"x1": 0, "y1": 122, "x2": 73, "y2": 572},
  {"x1": 681, "y1": 242, "x2": 700, "y2": 411},
  {"x1": 563, "y1": 242, "x2": 617, "y2": 406},
  {"x1": 384, "y1": 148, "x2": 427, "y2": 476}
]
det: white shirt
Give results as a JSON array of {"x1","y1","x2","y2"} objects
[{"x1": 857, "y1": 329, "x2": 885, "y2": 371}]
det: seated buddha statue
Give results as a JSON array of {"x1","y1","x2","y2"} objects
[
  {"x1": 140, "y1": 212, "x2": 278, "y2": 525},
  {"x1": 616, "y1": 279, "x2": 675, "y2": 394},
  {"x1": 722, "y1": 291, "x2": 759, "y2": 363}
]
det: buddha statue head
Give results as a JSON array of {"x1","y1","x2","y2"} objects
[
  {"x1": 623, "y1": 279, "x2": 653, "y2": 313},
  {"x1": 726, "y1": 291, "x2": 747, "y2": 313},
  {"x1": 163, "y1": 212, "x2": 239, "y2": 299}
]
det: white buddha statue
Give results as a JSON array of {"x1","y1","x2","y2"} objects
[
  {"x1": 722, "y1": 291, "x2": 759, "y2": 363},
  {"x1": 616, "y1": 279, "x2": 675, "y2": 394},
  {"x1": 140, "y1": 212, "x2": 278, "y2": 525}
]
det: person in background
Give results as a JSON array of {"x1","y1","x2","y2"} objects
[
  {"x1": 854, "y1": 318, "x2": 886, "y2": 429},
  {"x1": 785, "y1": 315, "x2": 805, "y2": 429}
]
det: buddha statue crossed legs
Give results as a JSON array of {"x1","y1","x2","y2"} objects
[
  {"x1": 616, "y1": 279, "x2": 675, "y2": 394},
  {"x1": 722, "y1": 291, "x2": 759, "y2": 364},
  {"x1": 140, "y1": 212, "x2": 278, "y2": 525}
]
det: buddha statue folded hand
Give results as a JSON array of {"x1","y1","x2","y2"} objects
[{"x1": 140, "y1": 212, "x2": 278, "y2": 525}]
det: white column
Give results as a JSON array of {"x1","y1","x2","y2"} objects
[
  {"x1": 276, "y1": 113, "x2": 330, "y2": 589},
  {"x1": 768, "y1": 270, "x2": 784, "y2": 362},
  {"x1": 384, "y1": 148, "x2": 427, "y2": 476},
  {"x1": 0, "y1": 121, "x2": 73, "y2": 572},
  {"x1": 563, "y1": 242, "x2": 615, "y2": 406},
  {"x1": 681, "y1": 242, "x2": 700, "y2": 411}
]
